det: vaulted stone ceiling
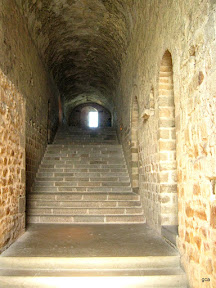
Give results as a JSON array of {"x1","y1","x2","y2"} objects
[{"x1": 15, "y1": 0, "x2": 135, "y2": 110}]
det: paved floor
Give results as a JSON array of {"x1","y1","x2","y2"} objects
[{"x1": 1, "y1": 224, "x2": 177, "y2": 257}]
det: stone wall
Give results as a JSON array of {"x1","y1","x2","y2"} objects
[
  {"x1": 0, "y1": 70, "x2": 25, "y2": 252},
  {"x1": 0, "y1": 0, "x2": 60, "y2": 251},
  {"x1": 118, "y1": 95, "x2": 139, "y2": 191},
  {"x1": 116, "y1": 1, "x2": 216, "y2": 287},
  {"x1": 0, "y1": 0, "x2": 60, "y2": 194}
]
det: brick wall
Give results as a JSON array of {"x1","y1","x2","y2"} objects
[{"x1": 0, "y1": 70, "x2": 25, "y2": 252}]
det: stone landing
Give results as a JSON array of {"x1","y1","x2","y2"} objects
[{"x1": 0, "y1": 224, "x2": 188, "y2": 287}]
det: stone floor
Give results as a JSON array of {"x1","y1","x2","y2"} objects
[
  {"x1": 2, "y1": 224, "x2": 177, "y2": 257},
  {"x1": 0, "y1": 224, "x2": 188, "y2": 287}
]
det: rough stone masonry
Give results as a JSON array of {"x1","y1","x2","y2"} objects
[
  {"x1": 0, "y1": 69, "x2": 25, "y2": 252},
  {"x1": 0, "y1": 0, "x2": 216, "y2": 287}
]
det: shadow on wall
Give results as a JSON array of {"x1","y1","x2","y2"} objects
[{"x1": 68, "y1": 103, "x2": 112, "y2": 128}]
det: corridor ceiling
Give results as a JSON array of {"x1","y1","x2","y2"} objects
[{"x1": 15, "y1": 0, "x2": 136, "y2": 109}]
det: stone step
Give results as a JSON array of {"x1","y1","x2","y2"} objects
[
  {"x1": 55, "y1": 132, "x2": 117, "y2": 135},
  {"x1": 28, "y1": 200, "x2": 142, "y2": 208},
  {"x1": 55, "y1": 134, "x2": 117, "y2": 136},
  {"x1": 35, "y1": 178, "x2": 130, "y2": 183},
  {"x1": 36, "y1": 172, "x2": 130, "y2": 178},
  {"x1": 35, "y1": 177, "x2": 130, "y2": 182},
  {"x1": 40, "y1": 160, "x2": 127, "y2": 165},
  {"x1": 45, "y1": 148, "x2": 123, "y2": 152},
  {"x1": 0, "y1": 255, "x2": 181, "y2": 270},
  {"x1": 33, "y1": 182, "x2": 131, "y2": 188},
  {"x1": 27, "y1": 214, "x2": 146, "y2": 224},
  {"x1": 54, "y1": 140, "x2": 118, "y2": 144},
  {"x1": 54, "y1": 138, "x2": 118, "y2": 141},
  {"x1": 46, "y1": 149, "x2": 123, "y2": 154},
  {"x1": 57, "y1": 133, "x2": 117, "y2": 137},
  {"x1": 28, "y1": 193, "x2": 140, "y2": 201},
  {"x1": 38, "y1": 168, "x2": 128, "y2": 173},
  {"x1": 41, "y1": 158, "x2": 125, "y2": 163},
  {"x1": 0, "y1": 255, "x2": 187, "y2": 287},
  {"x1": 0, "y1": 269, "x2": 187, "y2": 288},
  {"x1": 43, "y1": 155, "x2": 124, "y2": 159},
  {"x1": 54, "y1": 143, "x2": 119, "y2": 146},
  {"x1": 56, "y1": 138, "x2": 118, "y2": 140},
  {"x1": 46, "y1": 144, "x2": 122, "y2": 148},
  {"x1": 39, "y1": 164, "x2": 127, "y2": 169},
  {"x1": 27, "y1": 207, "x2": 143, "y2": 216},
  {"x1": 43, "y1": 155, "x2": 125, "y2": 160},
  {"x1": 28, "y1": 127, "x2": 144, "y2": 226},
  {"x1": 31, "y1": 187, "x2": 133, "y2": 193},
  {"x1": 54, "y1": 134, "x2": 117, "y2": 137}
]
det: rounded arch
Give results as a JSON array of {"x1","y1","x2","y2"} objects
[
  {"x1": 68, "y1": 103, "x2": 112, "y2": 128},
  {"x1": 158, "y1": 50, "x2": 178, "y2": 227},
  {"x1": 64, "y1": 92, "x2": 115, "y2": 124}
]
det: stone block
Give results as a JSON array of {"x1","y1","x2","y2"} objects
[{"x1": 18, "y1": 197, "x2": 26, "y2": 213}]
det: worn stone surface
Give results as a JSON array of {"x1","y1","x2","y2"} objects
[
  {"x1": 116, "y1": 1, "x2": 216, "y2": 287},
  {"x1": 0, "y1": 0, "x2": 60, "y2": 194},
  {"x1": 0, "y1": 69, "x2": 25, "y2": 252},
  {"x1": 0, "y1": 0, "x2": 216, "y2": 287}
]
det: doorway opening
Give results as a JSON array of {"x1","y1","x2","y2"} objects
[
  {"x1": 89, "y1": 111, "x2": 99, "y2": 128},
  {"x1": 69, "y1": 103, "x2": 112, "y2": 128}
]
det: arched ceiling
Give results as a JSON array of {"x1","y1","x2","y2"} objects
[
  {"x1": 63, "y1": 91, "x2": 114, "y2": 121},
  {"x1": 15, "y1": 0, "x2": 136, "y2": 109}
]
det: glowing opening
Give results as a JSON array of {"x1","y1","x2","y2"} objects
[{"x1": 89, "y1": 111, "x2": 98, "y2": 128}]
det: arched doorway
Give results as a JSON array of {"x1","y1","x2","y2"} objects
[
  {"x1": 80, "y1": 106, "x2": 98, "y2": 128},
  {"x1": 69, "y1": 103, "x2": 112, "y2": 128},
  {"x1": 158, "y1": 51, "x2": 178, "y2": 243}
]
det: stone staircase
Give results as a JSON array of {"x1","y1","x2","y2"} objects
[
  {"x1": 27, "y1": 126, "x2": 145, "y2": 224},
  {"x1": 0, "y1": 127, "x2": 188, "y2": 287}
]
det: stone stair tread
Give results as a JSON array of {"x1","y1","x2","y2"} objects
[
  {"x1": 28, "y1": 200, "x2": 141, "y2": 208},
  {"x1": 28, "y1": 193, "x2": 139, "y2": 199},
  {"x1": 28, "y1": 127, "x2": 144, "y2": 224},
  {"x1": 28, "y1": 207, "x2": 144, "y2": 215},
  {"x1": 0, "y1": 254, "x2": 181, "y2": 268},
  {"x1": 27, "y1": 215, "x2": 146, "y2": 224},
  {"x1": 0, "y1": 262, "x2": 187, "y2": 287},
  {"x1": 32, "y1": 187, "x2": 133, "y2": 191},
  {"x1": 35, "y1": 178, "x2": 130, "y2": 182},
  {"x1": 28, "y1": 193, "x2": 139, "y2": 200},
  {"x1": 0, "y1": 267, "x2": 186, "y2": 276},
  {"x1": 0, "y1": 274, "x2": 188, "y2": 288}
]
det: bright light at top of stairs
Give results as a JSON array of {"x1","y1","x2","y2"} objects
[{"x1": 89, "y1": 112, "x2": 98, "y2": 128}]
